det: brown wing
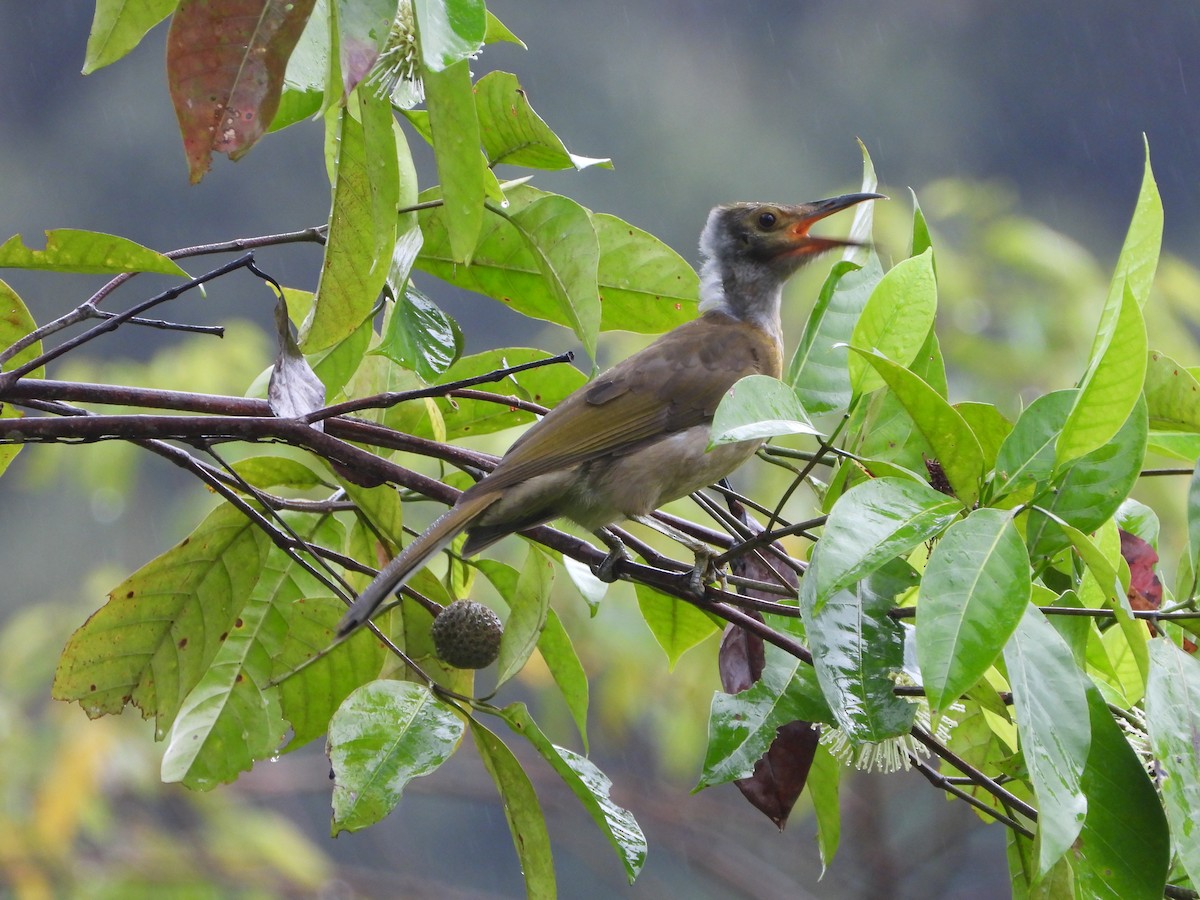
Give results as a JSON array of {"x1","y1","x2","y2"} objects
[{"x1": 474, "y1": 312, "x2": 782, "y2": 493}]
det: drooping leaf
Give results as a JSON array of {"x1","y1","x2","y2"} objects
[
  {"x1": 802, "y1": 556, "x2": 918, "y2": 743},
  {"x1": 52, "y1": 503, "x2": 270, "y2": 733},
  {"x1": 335, "y1": 0, "x2": 396, "y2": 95},
  {"x1": 475, "y1": 71, "x2": 611, "y2": 171},
  {"x1": 698, "y1": 641, "x2": 829, "y2": 790},
  {"x1": 849, "y1": 347, "x2": 985, "y2": 507},
  {"x1": 1055, "y1": 284, "x2": 1147, "y2": 467},
  {"x1": 307, "y1": 90, "x2": 399, "y2": 352},
  {"x1": 1072, "y1": 685, "x2": 1170, "y2": 900},
  {"x1": 501, "y1": 703, "x2": 646, "y2": 884},
  {"x1": 536, "y1": 608, "x2": 590, "y2": 750},
  {"x1": 268, "y1": 294, "x2": 326, "y2": 423},
  {"x1": 847, "y1": 247, "x2": 937, "y2": 397},
  {"x1": 492, "y1": 549, "x2": 555, "y2": 687},
  {"x1": 808, "y1": 741, "x2": 842, "y2": 874},
  {"x1": 917, "y1": 508, "x2": 1031, "y2": 714},
  {"x1": 1003, "y1": 604, "x2": 1091, "y2": 875},
  {"x1": 814, "y1": 476, "x2": 960, "y2": 610},
  {"x1": 328, "y1": 680, "x2": 464, "y2": 834},
  {"x1": 709, "y1": 374, "x2": 819, "y2": 447},
  {"x1": 167, "y1": 0, "x2": 317, "y2": 183},
  {"x1": 1145, "y1": 639, "x2": 1200, "y2": 888},
  {"x1": 0, "y1": 229, "x2": 187, "y2": 277},
  {"x1": 470, "y1": 719, "x2": 556, "y2": 898},
  {"x1": 635, "y1": 582, "x2": 719, "y2": 670},
  {"x1": 83, "y1": 0, "x2": 177, "y2": 74},
  {"x1": 422, "y1": 57, "x2": 487, "y2": 262}
]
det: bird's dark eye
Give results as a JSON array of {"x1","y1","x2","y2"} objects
[{"x1": 758, "y1": 211, "x2": 777, "y2": 228}]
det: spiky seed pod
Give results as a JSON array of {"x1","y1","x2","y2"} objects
[{"x1": 430, "y1": 600, "x2": 503, "y2": 669}]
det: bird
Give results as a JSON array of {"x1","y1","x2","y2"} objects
[{"x1": 337, "y1": 192, "x2": 883, "y2": 637}]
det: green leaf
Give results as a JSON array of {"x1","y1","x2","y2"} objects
[
  {"x1": 340, "y1": 478, "x2": 406, "y2": 551},
  {"x1": 413, "y1": 0, "x2": 485, "y2": 71},
  {"x1": 917, "y1": 508, "x2": 1031, "y2": 714},
  {"x1": 470, "y1": 719, "x2": 555, "y2": 898},
  {"x1": 801, "y1": 557, "x2": 918, "y2": 742},
  {"x1": 955, "y1": 401, "x2": 1011, "y2": 469},
  {"x1": 273, "y1": 596, "x2": 386, "y2": 751},
  {"x1": 814, "y1": 476, "x2": 961, "y2": 609},
  {"x1": 83, "y1": 0, "x2": 176, "y2": 73},
  {"x1": 423, "y1": 58, "x2": 487, "y2": 262},
  {"x1": 232, "y1": 455, "x2": 331, "y2": 490},
  {"x1": 848, "y1": 247, "x2": 937, "y2": 397},
  {"x1": 161, "y1": 534, "x2": 299, "y2": 789},
  {"x1": 52, "y1": 503, "x2": 269, "y2": 733},
  {"x1": 328, "y1": 680, "x2": 464, "y2": 834},
  {"x1": 484, "y1": 10, "x2": 524, "y2": 46},
  {"x1": 1055, "y1": 284, "x2": 1147, "y2": 467},
  {"x1": 696, "y1": 644, "x2": 830, "y2": 789},
  {"x1": 495, "y1": 549, "x2": 555, "y2": 687},
  {"x1": 1144, "y1": 350, "x2": 1200, "y2": 433},
  {"x1": 1072, "y1": 685, "x2": 1170, "y2": 900},
  {"x1": 507, "y1": 194, "x2": 601, "y2": 360},
  {"x1": 376, "y1": 288, "x2": 463, "y2": 382},
  {"x1": 304, "y1": 90, "x2": 399, "y2": 351},
  {"x1": 417, "y1": 186, "x2": 697, "y2": 334},
  {"x1": 1027, "y1": 396, "x2": 1148, "y2": 557},
  {"x1": 849, "y1": 347, "x2": 985, "y2": 507},
  {"x1": 808, "y1": 741, "x2": 842, "y2": 874},
  {"x1": 790, "y1": 259, "x2": 883, "y2": 413},
  {"x1": 0, "y1": 229, "x2": 188, "y2": 277},
  {"x1": 1003, "y1": 604, "x2": 1090, "y2": 875},
  {"x1": 475, "y1": 71, "x2": 610, "y2": 171},
  {"x1": 592, "y1": 212, "x2": 698, "y2": 332},
  {"x1": 0, "y1": 278, "x2": 42, "y2": 476},
  {"x1": 910, "y1": 189, "x2": 934, "y2": 261},
  {"x1": 1146, "y1": 639, "x2": 1200, "y2": 888},
  {"x1": 537, "y1": 608, "x2": 590, "y2": 750},
  {"x1": 993, "y1": 390, "x2": 1075, "y2": 497},
  {"x1": 1108, "y1": 138, "x2": 1162, "y2": 309},
  {"x1": 634, "y1": 582, "x2": 720, "y2": 670},
  {"x1": 709, "y1": 374, "x2": 819, "y2": 447},
  {"x1": 1190, "y1": 464, "x2": 1200, "y2": 585},
  {"x1": 501, "y1": 703, "x2": 646, "y2": 883}
]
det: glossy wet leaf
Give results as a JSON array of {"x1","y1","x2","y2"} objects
[
  {"x1": 1145, "y1": 638, "x2": 1200, "y2": 888},
  {"x1": 848, "y1": 247, "x2": 937, "y2": 397},
  {"x1": 377, "y1": 288, "x2": 463, "y2": 382},
  {"x1": 167, "y1": 0, "x2": 316, "y2": 183},
  {"x1": 328, "y1": 680, "x2": 464, "y2": 834},
  {"x1": 52, "y1": 503, "x2": 269, "y2": 733},
  {"x1": 1003, "y1": 604, "x2": 1090, "y2": 875},
  {"x1": 413, "y1": 0, "x2": 486, "y2": 71},
  {"x1": 0, "y1": 229, "x2": 187, "y2": 277},
  {"x1": 698, "y1": 642, "x2": 829, "y2": 789},
  {"x1": 709, "y1": 374, "x2": 819, "y2": 447},
  {"x1": 537, "y1": 608, "x2": 590, "y2": 750},
  {"x1": 501, "y1": 703, "x2": 646, "y2": 883},
  {"x1": 993, "y1": 390, "x2": 1075, "y2": 497},
  {"x1": 802, "y1": 556, "x2": 918, "y2": 742},
  {"x1": 815, "y1": 476, "x2": 960, "y2": 610},
  {"x1": 471, "y1": 719, "x2": 555, "y2": 898},
  {"x1": 849, "y1": 347, "x2": 984, "y2": 507},
  {"x1": 918, "y1": 508, "x2": 1030, "y2": 714}
]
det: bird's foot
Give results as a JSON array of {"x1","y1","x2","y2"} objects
[
  {"x1": 593, "y1": 529, "x2": 630, "y2": 583},
  {"x1": 686, "y1": 547, "x2": 725, "y2": 595}
]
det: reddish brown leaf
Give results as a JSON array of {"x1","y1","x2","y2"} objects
[
  {"x1": 167, "y1": 0, "x2": 317, "y2": 183},
  {"x1": 1120, "y1": 529, "x2": 1163, "y2": 635},
  {"x1": 735, "y1": 721, "x2": 820, "y2": 830}
]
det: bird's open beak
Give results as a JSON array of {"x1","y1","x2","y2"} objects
[{"x1": 782, "y1": 191, "x2": 886, "y2": 257}]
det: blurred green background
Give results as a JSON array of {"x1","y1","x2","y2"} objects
[{"x1": 2, "y1": 3, "x2": 1198, "y2": 897}]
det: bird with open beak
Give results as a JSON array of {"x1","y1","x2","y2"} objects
[{"x1": 339, "y1": 192, "x2": 884, "y2": 637}]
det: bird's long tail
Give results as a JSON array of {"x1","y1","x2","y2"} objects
[{"x1": 337, "y1": 491, "x2": 500, "y2": 637}]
